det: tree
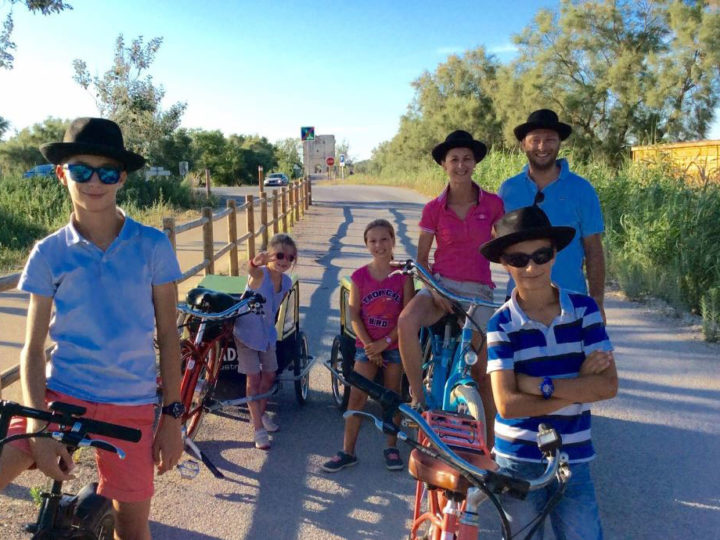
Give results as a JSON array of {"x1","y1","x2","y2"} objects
[
  {"x1": 274, "y1": 138, "x2": 302, "y2": 178},
  {"x1": 72, "y1": 34, "x2": 186, "y2": 161},
  {"x1": 503, "y1": 0, "x2": 720, "y2": 161},
  {"x1": 0, "y1": 117, "x2": 68, "y2": 174},
  {"x1": 148, "y1": 128, "x2": 193, "y2": 173},
  {"x1": 0, "y1": 115, "x2": 9, "y2": 138},
  {"x1": 1, "y1": 0, "x2": 71, "y2": 69}
]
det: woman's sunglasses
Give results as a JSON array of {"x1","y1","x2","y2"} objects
[
  {"x1": 273, "y1": 252, "x2": 296, "y2": 262},
  {"x1": 502, "y1": 246, "x2": 555, "y2": 268},
  {"x1": 64, "y1": 163, "x2": 123, "y2": 185}
]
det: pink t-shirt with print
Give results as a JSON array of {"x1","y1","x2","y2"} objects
[
  {"x1": 419, "y1": 182, "x2": 504, "y2": 286},
  {"x1": 351, "y1": 265, "x2": 408, "y2": 350}
]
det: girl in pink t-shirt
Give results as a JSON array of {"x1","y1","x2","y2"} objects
[{"x1": 322, "y1": 219, "x2": 415, "y2": 473}]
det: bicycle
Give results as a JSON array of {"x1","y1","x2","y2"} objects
[
  {"x1": 392, "y1": 259, "x2": 502, "y2": 423},
  {"x1": 0, "y1": 399, "x2": 141, "y2": 540},
  {"x1": 344, "y1": 371, "x2": 571, "y2": 540}
]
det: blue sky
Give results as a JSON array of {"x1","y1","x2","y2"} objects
[{"x1": 1, "y1": 0, "x2": 718, "y2": 161}]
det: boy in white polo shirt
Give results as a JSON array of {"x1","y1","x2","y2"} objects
[{"x1": 0, "y1": 118, "x2": 184, "y2": 540}]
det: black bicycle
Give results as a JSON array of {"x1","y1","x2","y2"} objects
[{"x1": 0, "y1": 399, "x2": 141, "y2": 539}]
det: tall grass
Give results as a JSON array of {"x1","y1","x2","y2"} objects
[
  {"x1": 0, "y1": 173, "x2": 210, "y2": 273},
  {"x1": 356, "y1": 152, "x2": 720, "y2": 340}
]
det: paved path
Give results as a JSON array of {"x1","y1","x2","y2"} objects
[{"x1": 1, "y1": 182, "x2": 719, "y2": 539}]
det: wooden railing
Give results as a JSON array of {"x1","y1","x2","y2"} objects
[{"x1": 0, "y1": 178, "x2": 312, "y2": 389}]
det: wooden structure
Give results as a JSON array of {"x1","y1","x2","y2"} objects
[{"x1": 631, "y1": 140, "x2": 720, "y2": 185}]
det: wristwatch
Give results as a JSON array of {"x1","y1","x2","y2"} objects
[
  {"x1": 539, "y1": 377, "x2": 554, "y2": 400},
  {"x1": 385, "y1": 336, "x2": 393, "y2": 345},
  {"x1": 161, "y1": 401, "x2": 186, "y2": 419}
]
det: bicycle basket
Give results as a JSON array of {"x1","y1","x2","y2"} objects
[{"x1": 419, "y1": 410, "x2": 490, "y2": 458}]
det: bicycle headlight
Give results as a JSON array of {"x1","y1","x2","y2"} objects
[{"x1": 465, "y1": 348, "x2": 478, "y2": 366}]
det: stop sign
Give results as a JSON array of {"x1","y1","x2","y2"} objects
[{"x1": 326, "y1": 157, "x2": 335, "y2": 166}]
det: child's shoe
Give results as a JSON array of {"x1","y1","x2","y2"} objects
[
  {"x1": 254, "y1": 428, "x2": 271, "y2": 450},
  {"x1": 261, "y1": 413, "x2": 279, "y2": 433},
  {"x1": 383, "y1": 447, "x2": 403, "y2": 471},
  {"x1": 321, "y1": 451, "x2": 358, "y2": 472}
]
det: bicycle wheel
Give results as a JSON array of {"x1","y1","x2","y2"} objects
[
  {"x1": 182, "y1": 339, "x2": 222, "y2": 440},
  {"x1": 329, "y1": 335, "x2": 351, "y2": 410},
  {"x1": 294, "y1": 332, "x2": 310, "y2": 405},
  {"x1": 73, "y1": 482, "x2": 114, "y2": 540},
  {"x1": 450, "y1": 384, "x2": 486, "y2": 426}
]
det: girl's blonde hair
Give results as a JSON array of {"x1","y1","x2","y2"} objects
[{"x1": 363, "y1": 219, "x2": 395, "y2": 244}]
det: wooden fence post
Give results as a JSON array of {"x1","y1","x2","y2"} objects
[
  {"x1": 227, "y1": 199, "x2": 238, "y2": 276},
  {"x1": 202, "y1": 207, "x2": 214, "y2": 275},
  {"x1": 163, "y1": 217, "x2": 176, "y2": 253},
  {"x1": 204, "y1": 169, "x2": 211, "y2": 199},
  {"x1": 294, "y1": 182, "x2": 300, "y2": 222},
  {"x1": 260, "y1": 192, "x2": 268, "y2": 250},
  {"x1": 281, "y1": 187, "x2": 288, "y2": 233},
  {"x1": 245, "y1": 195, "x2": 256, "y2": 261},
  {"x1": 272, "y1": 191, "x2": 279, "y2": 235},
  {"x1": 307, "y1": 177, "x2": 312, "y2": 206},
  {"x1": 288, "y1": 183, "x2": 295, "y2": 228}
]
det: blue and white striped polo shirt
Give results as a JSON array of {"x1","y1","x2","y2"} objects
[{"x1": 486, "y1": 287, "x2": 612, "y2": 463}]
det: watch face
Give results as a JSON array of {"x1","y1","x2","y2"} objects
[{"x1": 164, "y1": 402, "x2": 185, "y2": 418}]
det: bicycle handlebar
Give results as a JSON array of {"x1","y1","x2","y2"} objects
[
  {"x1": 176, "y1": 291, "x2": 265, "y2": 321},
  {"x1": 344, "y1": 371, "x2": 564, "y2": 496},
  {"x1": 390, "y1": 259, "x2": 502, "y2": 310},
  {"x1": 0, "y1": 400, "x2": 141, "y2": 443}
]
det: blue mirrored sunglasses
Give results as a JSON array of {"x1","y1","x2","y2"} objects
[{"x1": 64, "y1": 163, "x2": 123, "y2": 185}]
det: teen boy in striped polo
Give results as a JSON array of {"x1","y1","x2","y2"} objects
[{"x1": 480, "y1": 206, "x2": 618, "y2": 540}]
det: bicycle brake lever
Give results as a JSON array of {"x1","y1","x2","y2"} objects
[{"x1": 52, "y1": 432, "x2": 126, "y2": 459}]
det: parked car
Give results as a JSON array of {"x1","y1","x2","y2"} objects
[
  {"x1": 263, "y1": 172, "x2": 289, "y2": 187},
  {"x1": 23, "y1": 164, "x2": 55, "y2": 178}
]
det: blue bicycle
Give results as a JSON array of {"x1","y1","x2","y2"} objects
[{"x1": 390, "y1": 260, "x2": 501, "y2": 426}]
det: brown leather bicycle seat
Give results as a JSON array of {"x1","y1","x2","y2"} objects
[
  {"x1": 186, "y1": 287, "x2": 237, "y2": 313},
  {"x1": 408, "y1": 447, "x2": 497, "y2": 495}
]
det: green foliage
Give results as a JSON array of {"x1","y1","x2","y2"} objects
[
  {"x1": 72, "y1": 34, "x2": 187, "y2": 159},
  {"x1": 1, "y1": 1, "x2": 72, "y2": 69},
  {"x1": 0, "y1": 117, "x2": 69, "y2": 174},
  {"x1": 372, "y1": 1, "x2": 720, "y2": 169},
  {"x1": 701, "y1": 288, "x2": 720, "y2": 342},
  {"x1": 274, "y1": 138, "x2": 302, "y2": 179},
  {"x1": 0, "y1": 172, "x2": 205, "y2": 272}
]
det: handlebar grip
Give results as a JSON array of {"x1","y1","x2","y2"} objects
[
  {"x1": 345, "y1": 371, "x2": 403, "y2": 412},
  {"x1": 81, "y1": 418, "x2": 142, "y2": 443}
]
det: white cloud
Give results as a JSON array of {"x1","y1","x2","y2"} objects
[{"x1": 489, "y1": 43, "x2": 519, "y2": 55}]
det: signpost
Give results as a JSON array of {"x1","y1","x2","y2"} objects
[
  {"x1": 301, "y1": 127, "x2": 315, "y2": 141},
  {"x1": 258, "y1": 165, "x2": 264, "y2": 193},
  {"x1": 339, "y1": 154, "x2": 345, "y2": 179}
]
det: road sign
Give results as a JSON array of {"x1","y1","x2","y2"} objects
[
  {"x1": 339, "y1": 154, "x2": 345, "y2": 165},
  {"x1": 301, "y1": 126, "x2": 315, "y2": 141},
  {"x1": 179, "y1": 161, "x2": 189, "y2": 176},
  {"x1": 326, "y1": 157, "x2": 335, "y2": 166}
]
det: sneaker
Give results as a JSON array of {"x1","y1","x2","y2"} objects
[
  {"x1": 261, "y1": 413, "x2": 279, "y2": 433},
  {"x1": 321, "y1": 451, "x2": 358, "y2": 473},
  {"x1": 254, "y1": 428, "x2": 270, "y2": 450},
  {"x1": 384, "y1": 447, "x2": 403, "y2": 471}
]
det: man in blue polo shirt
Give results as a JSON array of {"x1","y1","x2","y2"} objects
[
  {"x1": 481, "y1": 206, "x2": 617, "y2": 539},
  {"x1": 499, "y1": 109, "x2": 606, "y2": 319}
]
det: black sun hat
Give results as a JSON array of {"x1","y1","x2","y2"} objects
[
  {"x1": 513, "y1": 109, "x2": 572, "y2": 142},
  {"x1": 40, "y1": 117, "x2": 146, "y2": 172},
  {"x1": 480, "y1": 206, "x2": 575, "y2": 263},
  {"x1": 431, "y1": 130, "x2": 487, "y2": 164}
]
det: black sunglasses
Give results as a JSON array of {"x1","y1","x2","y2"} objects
[
  {"x1": 502, "y1": 246, "x2": 555, "y2": 268},
  {"x1": 274, "y1": 252, "x2": 296, "y2": 262},
  {"x1": 64, "y1": 163, "x2": 123, "y2": 185}
]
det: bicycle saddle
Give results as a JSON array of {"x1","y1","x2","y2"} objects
[
  {"x1": 185, "y1": 287, "x2": 237, "y2": 313},
  {"x1": 408, "y1": 445, "x2": 497, "y2": 496}
]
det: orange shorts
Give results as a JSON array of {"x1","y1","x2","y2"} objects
[{"x1": 6, "y1": 389, "x2": 155, "y2": 502}]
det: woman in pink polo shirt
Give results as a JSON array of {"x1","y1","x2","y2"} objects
[{"x1": 398, "y1": 130, "x2": 503, "y2": 441}]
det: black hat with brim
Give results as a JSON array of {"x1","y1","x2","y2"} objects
[
  {"x1": 431, "y1": 130, "x2": 487, "y2": 164},
  {"x1": 513, "y1": 109, "x2": 572, "y2": 141},
  {"x1": 40, "y1": 117, "x2": 146, "y2": 172},
  {"x1": 480, "y1": 206, "x2": 575, "y2": 263}
]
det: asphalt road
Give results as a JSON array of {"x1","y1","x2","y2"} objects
[{"x1": 1, "y1": 181, "x2": 719, "y2": 539}]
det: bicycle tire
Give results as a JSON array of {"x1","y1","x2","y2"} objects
[
  {"x1": 450, "y1": 384, "x2": 486, "y2": 427},
  {"x1": 329, "y1": 335, "x2": 351, "y2": 410},
  {"x1": 294, "y1": 332, "x2": 310, "y2": 405},
  {"x1": 72, "y1": 482, "x2": 114, "y2": 540},
  {"x1": 182, "y1": 338, "x2": 222, "y2": 440}
]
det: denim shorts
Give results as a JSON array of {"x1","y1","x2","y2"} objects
[
  {"x1": 494, "y1": 455, "x2": 603, "y2": 540},
  {"x1": 355, "y1": 347, "x2": 402, "y2": 365}
]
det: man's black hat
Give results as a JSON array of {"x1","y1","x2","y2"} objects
[
  {"x1": 513, "y1": 109, "x2": 572, "y2": 142},
  {"x1": 40, "y1": 117, "x2": 146, "y2": 172},
  {"x1": 431, "y1": 130, "x2": 487, "y2": 164},
  {"x1": 480, "y1": 206, "x2": 575, "y2": 263}
]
